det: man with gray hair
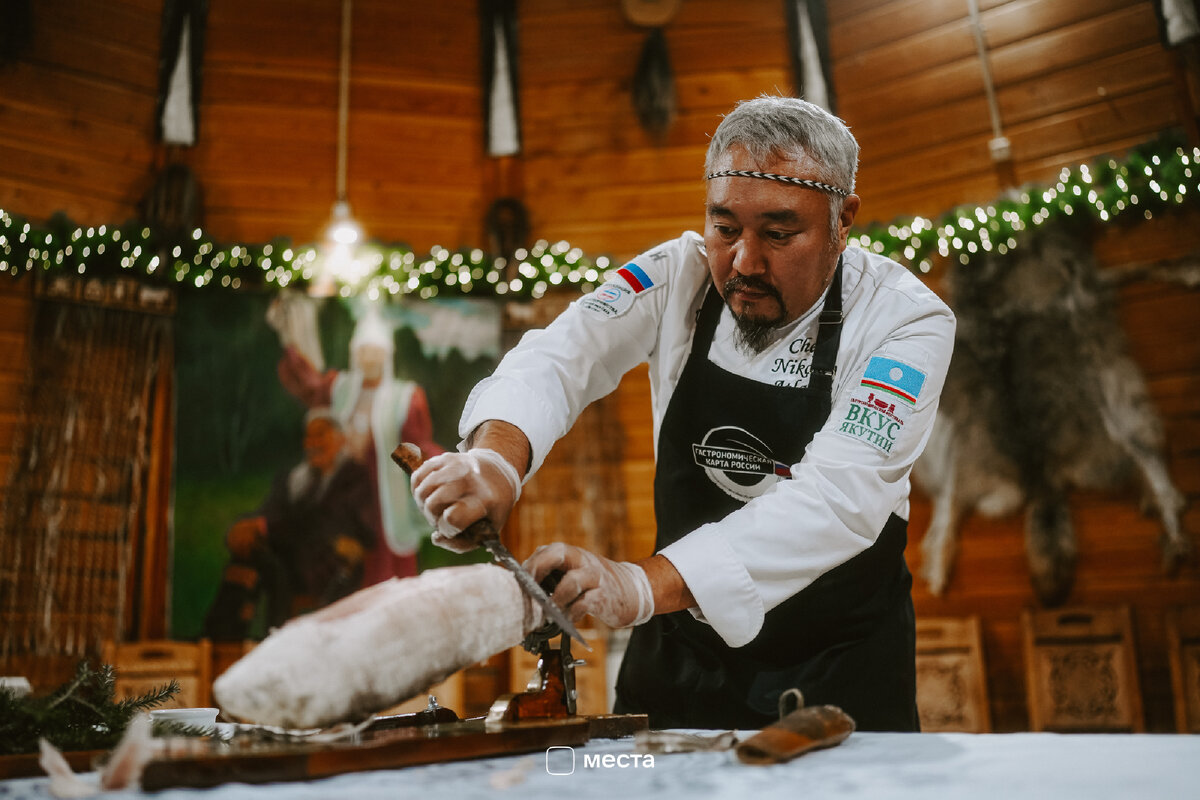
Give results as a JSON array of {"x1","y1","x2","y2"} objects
[{"x1": 412, "y1": 96, "x2": 955, "y2": 730}]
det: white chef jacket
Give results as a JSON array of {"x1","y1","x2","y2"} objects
[{"x1": 460, "y1": 231, "x2": 956, "y2": 647}]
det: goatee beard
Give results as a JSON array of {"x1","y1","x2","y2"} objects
[{"x1": 723, "y1": 275, "x2": 786, "y2": 355}]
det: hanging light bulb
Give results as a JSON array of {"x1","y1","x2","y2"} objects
[{"x1": 327, "y1": 199, "x2": 361, "y2": 246}]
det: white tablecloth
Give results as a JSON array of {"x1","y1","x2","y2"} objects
[{"x1": 4, "y1": 731, "x2": 1197, "y2": 800}]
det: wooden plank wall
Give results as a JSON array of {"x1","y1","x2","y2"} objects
[
  {"x1": 1, "y1": 0, "x2": 1197, "y2": 729},
  {"x1": 837, "y1": 0, "x2": 1194, "y2": 223},
  {"x1": 0, "y1": 0, "x2": 484, "y2": 251},
  {"x1": 194, "y1": 1, "x2": 485, "y2": 248},
  {"x1": 0, "y1": 0, "x2": 161, "y2": 223},
  {"x1": 0, "y1": 1, "x2": 1191, "y2": 260},
  {"x1": 519, "y1": 1, "x2": 791, "y2": 257}
]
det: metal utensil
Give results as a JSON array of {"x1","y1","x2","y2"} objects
[{"x1": 391, "y1": 443, "x2": 590, "y2": 650}]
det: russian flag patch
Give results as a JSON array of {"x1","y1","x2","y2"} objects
[
  {"x1": 860, "y1": 356, "x2": 926, "y2": 406},
  {"x1": 617, "y1": 262, "x2": 653, "y2": 293}
]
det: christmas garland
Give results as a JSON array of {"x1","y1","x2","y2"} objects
[
  {"x1": 1, "y1": 133, "x2": 1197, "y2": 300},
  {"x1": 857, "y1": 132, "x2": 1200, "y2": 275}
]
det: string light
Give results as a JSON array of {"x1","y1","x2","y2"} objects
[
  {"x1": 1, "y1": 136, "x2": 1198, "y2": 295},
  {"x1": 853, "y1": 134, "x2": 1200, "y2": 269}
]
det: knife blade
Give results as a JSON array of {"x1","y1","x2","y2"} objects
[{"x1": 391, "y1": 443, "x2": 591, "y2": 650}]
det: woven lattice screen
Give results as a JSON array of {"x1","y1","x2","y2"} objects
[{"x1": 0, "y1": 279, "x2": 173, "y2": 663}]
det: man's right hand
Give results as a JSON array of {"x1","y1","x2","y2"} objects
[{"x1": 410, "y1": 448, "x2": 522, "y2": 553}]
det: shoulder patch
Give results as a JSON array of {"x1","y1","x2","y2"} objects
[
  {"x1": 579, "y1": 260, "x2": 660, "y2": 319},
  {"x1": 860, "y1": 356, "x2": 926, "y2": 406},
  {"x1": 580, "y1": 281, "x2": 636, "y2": 318},
  {"x1": 833, "y1": 356, "x2": 928, "y2": 454},
  {"x1": 616, "y1": 262, "x2": 655, "y2": 293}
]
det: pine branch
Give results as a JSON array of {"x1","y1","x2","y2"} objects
[
  {"x1": 117, "y1": 679, "x2": 181, "y2": 714},
  {"x1": 0, "y1": 660, "x2": 181, "y2": 756}
]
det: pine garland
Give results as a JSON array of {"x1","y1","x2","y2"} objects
[
  {"x1": 856, "y1": 132, "x2": 1200, "y2": 275},
  {"x1": 0, "y1": 133, "x2": 1197, "y2": 299},
  {"x1": 0, "y1": 661, "x2": 179, "y2": 756}
]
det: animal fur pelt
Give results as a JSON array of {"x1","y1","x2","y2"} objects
[{"x1": 913, "y1": 222, "x2": 1192, "y2": 606}]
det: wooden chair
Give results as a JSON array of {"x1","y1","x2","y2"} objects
[
  {"x1": 1021, "y1": 605, "x2": 1144, "y2": 732},
  {"x1": 101, "y1": 639, "x2": 213, "y2": 709},
  {"x1": 915, "y1": 615, "x2": 991, "y2": 732},
  {"x1": 210, "y1": 639, "x2": 256, "y2": 682},
  {"x1": 1166, "y1": 606, "x2": 1200, "y2": 733}
]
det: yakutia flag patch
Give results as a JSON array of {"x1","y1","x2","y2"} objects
[
  {"x1": 835, "y1": 355, "x2": 927, "y2": 454},
  {"x1": 860, "y1": 356, "x2": 926, "y2": 406}
]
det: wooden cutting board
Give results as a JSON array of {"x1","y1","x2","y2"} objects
[
  {"x1": 140, "y1": 717, "x2": 591, "y2": 790},
  {"x1": 0, "y1": 748, "x2": 105, "y2": 780}
]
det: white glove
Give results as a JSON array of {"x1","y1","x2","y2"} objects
[
  {"x1": 410, "y1": 448, "x2": 522, "y2": 553},
  {"x1": 523, "y1": 543, "x2": 654, "y2": 629}
]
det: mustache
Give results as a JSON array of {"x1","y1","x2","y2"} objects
[{"x1": 723, "y1": 275, "x2": 784, "y2": 305}]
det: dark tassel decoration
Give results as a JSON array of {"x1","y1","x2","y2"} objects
[
  {"x1": 632, "y1": 27, "x2": 677, "y2": 139},
  {"x1": 0, "y1": 0, "x2": 33, "y2": 67}
]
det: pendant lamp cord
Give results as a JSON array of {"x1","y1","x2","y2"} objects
[{"x1": 336, "y1": 0, "x2": 352, "y2": 203}]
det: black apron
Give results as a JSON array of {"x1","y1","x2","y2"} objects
[{"x1": 614, "y1": 264, "x2": 919, "y2": 731}]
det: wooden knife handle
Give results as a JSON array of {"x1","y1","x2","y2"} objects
[{"x1": 390, "y1": 442, "x2": 425, "y2": 476}]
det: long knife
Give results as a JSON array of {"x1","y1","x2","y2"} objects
[{"x1": 391, "y1": 443, "x2": 590, "y2": 650}]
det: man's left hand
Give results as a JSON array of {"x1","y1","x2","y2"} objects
[{"x1": 523, "y1": 543, "x2": 654, "y2": 628}]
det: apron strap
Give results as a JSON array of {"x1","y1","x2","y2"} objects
[{"x1": 809, "y1": 257, "x2": 843, "y2": 397}]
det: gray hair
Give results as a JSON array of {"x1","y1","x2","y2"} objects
[{"x1": 705, "y1": 96, "x2": 860, "y2": 235}]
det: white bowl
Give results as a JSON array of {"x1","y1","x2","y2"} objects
[{"x1": 149, "y1": 707, "x2": 219, "y2": 734}]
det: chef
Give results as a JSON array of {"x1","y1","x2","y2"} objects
[{"x1": 411, "y1": 96, "x2": 955, "y2": 731}]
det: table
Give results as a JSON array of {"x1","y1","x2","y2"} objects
[{"x1": 3, "y1": 731, "x2": 1197, "y2": 799}]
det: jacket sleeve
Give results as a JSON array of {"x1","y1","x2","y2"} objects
[
  {"x1": 659, "y1": 295, "x2": 956, "y2": 647},
  {"x1": 458, "y1": 251, "x2": 680, "y2": 475}
]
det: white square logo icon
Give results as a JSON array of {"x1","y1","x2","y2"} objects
[{"x1": 545, "y1": 746, "x2": 575, "y2": 775}]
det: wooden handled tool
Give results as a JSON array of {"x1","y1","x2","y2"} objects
[
  {"x1": 392, "y1": 443, "x2": 590, "y2": 650},
  {"x1": 735, "y1": 690, "x2": 855, "y2": 765}
]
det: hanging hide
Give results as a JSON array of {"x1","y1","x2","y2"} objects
[
  {"x1": 480, "y1": 0, "x2": 521, "y2": 157},
  {"x1": 913, "y1": 222, "x2": 1191, "y2": 606},
  {"x1": 1153, "y1": 0, "x2": 1200, "y2": 46},
  {"x1": 784, "y1": 0, "x2": 836, "y2": 112},
  {"x1": 155, "y1": 0, "x2": 209, "y2": 145}
]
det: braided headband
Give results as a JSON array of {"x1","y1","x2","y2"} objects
[{"x1": 705, "y1": 169, "x2": 850, "y2": 198}]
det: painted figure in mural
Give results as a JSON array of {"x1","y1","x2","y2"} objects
[
  {"x1": 277, "y1": 309, "x2": 443, "y2": 582},
  {"x1": 203, "y1": 409, "x2": 376, "y2": 641},
  {"x1": 410, "y1": 96, "x2": 956, "y2": 731}
]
